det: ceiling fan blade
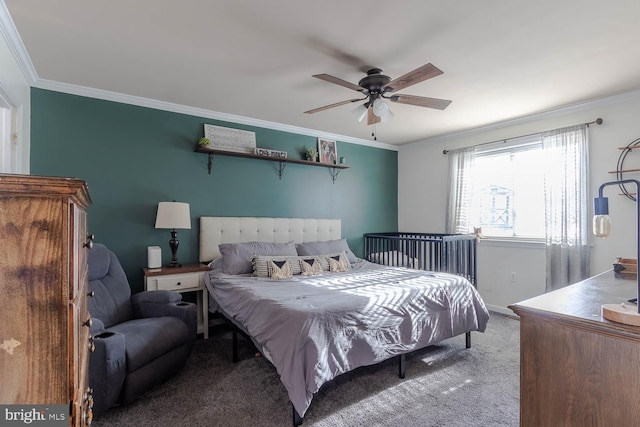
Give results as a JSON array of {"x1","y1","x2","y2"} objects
[
  {"x1": 304, "y1": 98, "x2": 362, "y2": 114},
  {"x1": 367, "y1": 107, "x2": 381, "y2": 125},
  {"x1": 383, "y1": 63, "x2": 443, "y2": 93},
  {"x1": 389, "y1": 94, "x2": 452, "y2": 110},
  {"x1": 313, "y1": 74, "x2": 365, "y2": 92}
]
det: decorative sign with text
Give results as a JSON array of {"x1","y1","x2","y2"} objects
[
  {"x1": 204, "y1": 124, "x2": 256, "y2": 153},
  {"x1": 254, "y1": 148, "x2": 287, "y2": 159}
]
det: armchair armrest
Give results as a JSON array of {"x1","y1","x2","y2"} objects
[
  {"x1": 132, "y1": 289, "x2": 182, "y2": 305},
  {"x1": 131, "y1": 290, "x2": 198, "y2": 344},
  {"x1": 89, "y1": 329, "x2": 126, "y2": 416},
  {"x1": 90, "y1": 317, "x2": 105, "y2": 335}
]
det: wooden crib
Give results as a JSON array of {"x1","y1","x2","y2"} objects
[{"x1": 364, "y1": 232, "x2": 477, "y2": 287}]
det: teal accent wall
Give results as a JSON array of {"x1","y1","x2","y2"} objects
[{"x1": 30, "y1": 88, "x2": 398, "y2": 292}]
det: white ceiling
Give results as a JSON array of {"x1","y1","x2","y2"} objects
[{"x1": 4, "y1": 0, "x2": 640, "y2": 145}]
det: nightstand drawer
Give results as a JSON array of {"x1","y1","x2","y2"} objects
[{"x1": 152, "y1": 273, "x2": 201, "y2": 291}]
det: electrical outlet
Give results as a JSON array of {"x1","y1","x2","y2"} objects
[{"x1": 510, "y1": 272, "x2": 517, "y2": 283}]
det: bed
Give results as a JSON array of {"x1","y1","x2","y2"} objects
[{"x1": 200, "y1": 217, "x2": 490, "y2": 426}]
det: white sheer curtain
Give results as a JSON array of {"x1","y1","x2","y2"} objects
[
  {"x1": 446, "y1": 146, "x2": 476, "y2": 234},
  {"x1": 542, "y1": 124, "x2": 590, "y2": 292}
]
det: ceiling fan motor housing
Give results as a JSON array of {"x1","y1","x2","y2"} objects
[{"x1": 358, "y1": 68, "x2": 391, "y2": 94}]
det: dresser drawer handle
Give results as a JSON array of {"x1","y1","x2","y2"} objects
[
  {"x1": 87, "y1": 291, "x2": 95, "y2": 298},
  {"x1": 83, "y1": 318, "x2": 92, "y2": 328},
  {"x1": 83, "y1": 234, "x2": 95, "y2": 249},
  {"x1": 176, "y1": 282, "x2": 181, "y2": 286}
]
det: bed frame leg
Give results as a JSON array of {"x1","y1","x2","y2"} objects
[
  {"x1": 232, "y1": 326, "x2": 238, "y2": 363},
  {"x1": 399, "y1": 353, "x2": 406, "y2": 379},
  {"x1": 465, "y1": 332, "x2": 471, "y2": 349},
  {"x1": 292, "y1": 405, "x2": 303, "y2": 426}
]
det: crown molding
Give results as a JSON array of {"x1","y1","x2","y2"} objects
[
  {"x1": 0, "y1": 1, "x2": 37, "y2": 85},
  {"x1": 0, "y1": 77, "x2": 16, "y2": 108},
  {"x1": 34, "y1": 78, "x2": 399, "y2": 151},
  {"x1": 412, "y1": 89, "x2": 640, "y2": 146}
]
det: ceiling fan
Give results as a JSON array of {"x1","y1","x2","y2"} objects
[{"x1": 304, "y1": 63, "x2": 452, "y2": 125}]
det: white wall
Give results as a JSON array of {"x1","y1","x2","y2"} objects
[
  {"x1": 399, "y1": 91, "x2": 640, "y2": 313},
  {"x1": 0, "y1": 12, "x2": 30, "y2": 174}
]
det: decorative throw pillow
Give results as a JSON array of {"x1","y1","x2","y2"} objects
[
  {"x1": 252, "y1": 255, "x2": 302, "y2": 277},
  {"x1": 299, "y1": 257, "x2": 322, "y2": 275},
  {"x1": 268, "y1": 259, "x2": 293, "y2": 280},
  {"x1": 310, "y1": 251, "x2": 350, "y2": 270},
  {"x1": 327, "y1": 253, "x2": 350, "y2": 272}
]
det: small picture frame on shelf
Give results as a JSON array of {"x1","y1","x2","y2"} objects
[{"x1": 318, "y1": 138, "x2": 337, "y2": 164}]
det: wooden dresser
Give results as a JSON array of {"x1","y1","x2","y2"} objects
[
  {"x1": 0, "y1": 174, "x2": 94, "y2": 426},
  {"x1": 509, "y1": 270, "x2": 640, "y2": 427}
]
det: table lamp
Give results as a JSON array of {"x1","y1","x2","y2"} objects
[
  {"x1": 155, "y1": 201, "x2": 191, "y2": 268},
  {"x1": 593, "y1": 179, "x2": 640, "y2": 325}
]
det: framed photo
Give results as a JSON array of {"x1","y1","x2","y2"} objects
[{"x1": 318, "y1": 138, "x2": 337, "y2": 164}]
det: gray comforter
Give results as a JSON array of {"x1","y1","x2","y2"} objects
[{"x1": 205, "y1": 260, "x2": 490, "y2": 417}]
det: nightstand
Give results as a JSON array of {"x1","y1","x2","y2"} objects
[{"x1": 143, "y1": 263, "x2": 210, "y2": 339}]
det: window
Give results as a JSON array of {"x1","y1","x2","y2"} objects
[
  {"x1": 469, "y1": 137, "x2": 545, "y2": 238},
  {"x1": 447, "y1": 124, "x2": 590, "y2": 290}
]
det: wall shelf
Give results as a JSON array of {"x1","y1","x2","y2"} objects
[{"x1": 195, "y1": 146, "x2": 349, "y2": 183}]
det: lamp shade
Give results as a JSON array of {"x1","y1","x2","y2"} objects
[
  {"x1": 351, "y1": 104, "x2": 368, "y2": 122},
  {"x1": 372, "y1": 98, "x2": 389, "y2": 117},
  {"x1": 155, "y1": 201, "x2": 191, "y2": 229}
]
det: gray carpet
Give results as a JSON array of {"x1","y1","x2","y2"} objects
[{"x1": 92, "y1": 312, "x2": 519, "y2": 427}]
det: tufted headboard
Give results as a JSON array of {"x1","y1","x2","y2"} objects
[{"x1": 199, "y1": 217, "x2": 341, "y2": 262}]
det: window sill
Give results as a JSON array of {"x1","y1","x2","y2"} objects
[{"x1": 477, "y1": 238, "x2": 545, "y2": 250}]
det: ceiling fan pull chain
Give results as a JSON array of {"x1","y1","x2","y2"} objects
[{"x1": 372, "y1": 124, "x2": 377, "y2": 141}]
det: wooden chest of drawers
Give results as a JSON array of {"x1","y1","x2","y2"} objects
[
  {"x1": 0, "y1": 174, "x2": 94, "y2": 426},
  {"x1": 510, "y1": 271, "x2": 640, "y2": 426}
]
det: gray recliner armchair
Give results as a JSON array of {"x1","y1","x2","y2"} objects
[{"x1": 87, "y1": 243, "x2": 197, "y2": 415}]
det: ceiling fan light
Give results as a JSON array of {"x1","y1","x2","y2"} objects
[
  {"x1": 352, "y1": 103, "x2": 368, "y2": 122},
  {"x1": 372, "y1": 98, "x2": 389, "y2": 117},
  {"x1": 380, "y1": 109, "x2": 395, "y2": 123}
]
